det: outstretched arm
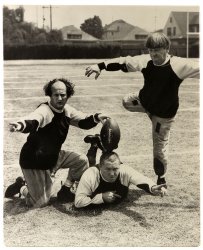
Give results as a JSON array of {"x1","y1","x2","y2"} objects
[
  {"x1": 121, "y1": 166, "x2": 167, "y2": 196},
  {"x1": 85, "y1": 55, "x2": 149, "y2": 79},
  {"x1": 8, "y1": 105, "x2": 48, "y2": 133},
  {"x1": 85, "y1": 61, "x2": 128, "y2": 79},
  {"x1": 68, "y1": 104, "x2": 109, "y2": 129}
]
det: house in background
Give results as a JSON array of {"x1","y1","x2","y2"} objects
[
  {"x1": 61, "y1": 25, "x2": 98, "y2": 41},
  {"x1": 103, "y1": 19, "x2": 148, "y2": 41},
  {"x1": 163, "y1": 11, "x2": 199, "y2": 57},
  {"x1": 163, "y1": 11, "x2": 199, "y2": 38}
]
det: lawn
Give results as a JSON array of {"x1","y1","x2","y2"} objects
[{"x1": 3, "y1": 59, "x2": 200, "y2": 247}]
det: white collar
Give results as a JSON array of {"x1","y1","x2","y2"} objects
[
  {"x1": 48, "y1": 100, "x2": 64, "y2": 113},
  {"x1": 153, "y1": 54, "x2": 171, "y2": 66},
  {"x1": 100, "y1": 170, "x2": 117, "y2": 183}
]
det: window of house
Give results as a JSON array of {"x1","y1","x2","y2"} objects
[
  {"x1": 189, "y1": 24, "x2": 199, "y2": 33},
  {"x1": 135, "y1": 35, "x2": 148, "y2": 40},
  {"x1": 170, "y1": 17, "x2": 173, "y2": 23},
  {"x1": 67, "y1": 34, "x2": 82, "y2": 39},
  {"x1": 173, "y1": 27, "x2": 176, "y2": 36},
  {"x1": 167, "y1": 27, "x2": 172, "y2": 36}
]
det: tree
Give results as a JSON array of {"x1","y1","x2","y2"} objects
[
  {"x1": 3, "y1": 6, "x2": 24, "y2": 24},
  {"x1": 47, "y1": 30, "x2": 63, "y2": 44},
  {"x1": 15, "y1": 6, "x2": 24, "y2": 23},
  {"x1": 80, "y1": 16, "x2": 103, "y2": 39},
  {"x1": 33, "y1": 33, "x2": 47, "y2": 44},
  {"x1": 3, "y1": 6, "x2": 63, "y2": 45}
]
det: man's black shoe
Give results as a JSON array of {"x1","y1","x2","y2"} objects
[
  {"x1": 57, "y1": 185, "x2": 75, "y2": 203},
  {"x1": 5, "y1": 176, "x2": 25, "y2": 198},
  {"x1": 84, "y1": 134, "x2": 104, "y2": 151},
  {"x1": 84, "y1": 134, "x2": 100, "y2": 144},
  {"x1": 157, "y1": 176, "x2": 167, "y2": 188}
]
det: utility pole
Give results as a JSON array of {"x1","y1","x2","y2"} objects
[
  {"x1": 42, "y1": 6, "x2": 46, "y2": 30},
  {"x1": 42, "y1": 5, "x2": 51, "y2": 30},
  {"x1": 42, "y1": 5, "x2": 57, "y2": 31},
  {"x1": 50, "y1": 5, "x2": 52, "y2": 31},
  {"x1": 186, "y1": 12, "x2": 189, "y2": 58}
]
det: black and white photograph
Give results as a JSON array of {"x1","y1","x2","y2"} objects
[{"x1": 1, "y1": 0, "x2": 200, "y2": 247}]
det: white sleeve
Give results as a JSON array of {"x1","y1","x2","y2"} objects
[
  {"x1": 104, "y1": 54, "x2": 150, "y2": 72},
  {"x1": 171, "y1": 57, "x2": 199, "y2": 79},
  {"x1": 74, "y1": 168, "x2": 104, "y2": 208},
  {"x1": 17, "y1": 104, "x2": 53, "y2": 132},
  {"x1": 120, "y1": 166, "x2": 156, "y2": 193},
  {"x1": 65, "y1": 104, "x2": 87, "y2": 127}
]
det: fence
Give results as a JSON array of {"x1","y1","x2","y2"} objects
[{"x1": 3, "y1": 39, "x2": 199, "y2": 60}]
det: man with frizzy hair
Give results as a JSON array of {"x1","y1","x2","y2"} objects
[
  {"x1": 75, "y1": 151, "x2": 166, "y2": 208},
  {"x1": 85, "y1": 32, "x2": 199, "y2": 191},
  {"x1": 5, "y1": 78, "x2": 108, "y2": 207}
]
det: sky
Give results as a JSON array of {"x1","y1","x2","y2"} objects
[{"x1": 3, "y1": 1, "x2": 200, "y2": 32}]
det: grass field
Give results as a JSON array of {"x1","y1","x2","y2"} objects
[{"x1": 3, "y1": 59, "x2": 200, "y2": 247}]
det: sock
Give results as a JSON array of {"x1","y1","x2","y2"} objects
[
  {"x1": 64, "y1": 179, "x2": 73, "y2": 188},
  {"x1": 70, "y1": 181, "x2": 79, "y2": 194},
  {"x1": 159, "y1": 175, "x2": 165, "y2": 179},
  {"x1": 20, "y1": 185, "x2": 28, "y2": 198}
]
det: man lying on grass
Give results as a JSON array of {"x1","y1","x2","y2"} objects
[{"x1": 74, "y1": 138, "x2": 166, "y2": 208}]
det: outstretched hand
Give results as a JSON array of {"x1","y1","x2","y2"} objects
[
  {"x1": 151, "y1": 184, "x2": 168, "y2": 197},
  {"x1": 9, "y1": 122, "x2": 21, "y2": 132},
  {"x1": 102, "y1": 191, "x2": 121, "y2": 203},
  {"x1": 97, "y1": 114, "x2": 110, "y2": 124},
  {"x1": 85, "y1": 65, "x2": 101, "y2": 79}
]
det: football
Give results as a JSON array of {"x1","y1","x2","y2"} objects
[{"x1": 100, "y1": 118, "x2": 121, "y2": 152}]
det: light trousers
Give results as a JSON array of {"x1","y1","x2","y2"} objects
[
  {"x1": 21, "y1": 150, "x2": 89, "y2": 207},
  {"x1": 123, "y1": 93, "x2": 175, "y2": 177}
]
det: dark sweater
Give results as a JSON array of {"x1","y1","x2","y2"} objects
[
  {"x1": 17, "y1": 102, "x2": 99, "y2": 170},
  {"x1": 98, "y1": 54, "x2": 199, "y2": 118}
]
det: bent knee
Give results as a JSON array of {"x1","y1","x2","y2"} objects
[
  {"x1": 77, "y1": 154, "x2": 89, "y2": 170},
  {"x1": 122, "y1": 94, "x2": 128, "y2": 104},
  {"x1": 79, "y1": 154, "x2": 88, "y2": 164},
  {"x1": 122, "y1": 95, "x2": 130, "y2": 110},
  {"x1": 122, "y1": 94, "x2": 142, "y2": 112}
]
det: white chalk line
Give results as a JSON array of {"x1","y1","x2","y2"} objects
[
  {"x1": 3, "y1": 108, "x2": 199, "y2": 120},
  {"x1": 4, "y1": 79, "x2": 199, "y2": 87},
  {"x1": 4, "y1": 83, "x2": 141, "y2": 90},
  {"x1": 3, "y1": 74, "x2": 137, "y2": 79},
  {"x1": 4, "y1": 90, "x2": 199, "y2": 101},
  {"x1": 3, "y1": 76, "x2": 199, "y2": 81},
  {"x1": 4, "y1": 94, "x2": 124, "y2": 101},
  {"x1": 4, "y1": 149, "x2": 199, "y2": 169},
  {"x1": 4, "y1": 79, "x2": 198, "y2": 90},
  {"x1": 3, "y1": 78, "x2": 140, "y2": 84}
]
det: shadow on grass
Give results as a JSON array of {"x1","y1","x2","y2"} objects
[
  {"x1": 4, "y1": 189, "x2": 199, "y2": 228},
  {"x1": 52, "y1": 189, "x2": 199, "y2": 227},
  {"x1": 52, "y1": 189, "x2": 152, "y2": 227},
  {"x1": 4, "y1": 197, "x2": 29, "y2": 216}
]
